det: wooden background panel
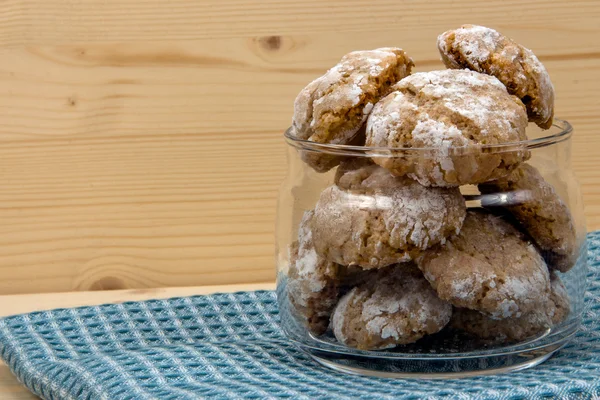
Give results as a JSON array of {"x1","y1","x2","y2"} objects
[
  {"x1": 0, "y1": 0, "x2": 599, "y2": 294},
  {"x1": 1, "y1": 0, "x2": 599, "y2": 46}
]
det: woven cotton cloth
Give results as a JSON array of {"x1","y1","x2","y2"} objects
[{"x1": 1, "y1": 234, "x2": 599, "y2": 400}]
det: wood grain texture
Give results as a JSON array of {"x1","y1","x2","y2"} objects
[
  {"x1": 0, "y1": 283, "x2": 276, "y2": 399},
  {"x1": 0, "y1": 0, "x2": 599, "y2": 294}
]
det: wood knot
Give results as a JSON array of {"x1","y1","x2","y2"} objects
[
  {"x1": 249, "y1": 35, "x2": 304, "y2": 62},
  {"x1": 89, "y1": 276, "x2": 127, "y2": 291},
  {"x1": 66, "y1": 96, "x2": 77, "y2": 107},
  {"x1": 258, "y1": 35, "x2": 282, "y2": 51},
  {"x1": 73, "y1": 48, "x2": 87, "y2": 57}
]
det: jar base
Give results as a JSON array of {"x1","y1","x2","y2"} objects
[{"x1": 301, "y1": 339, "x2": 569, "y2": 379}]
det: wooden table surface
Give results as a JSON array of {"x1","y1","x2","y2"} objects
[{"x1": 0, "y1": 283, "x2": 276, "y2": 399}]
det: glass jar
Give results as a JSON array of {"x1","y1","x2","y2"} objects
[{"x1": 276, "y1": 119, "x2": 587, "y2": 377}]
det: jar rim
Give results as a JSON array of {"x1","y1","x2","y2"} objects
[{"x1": 284, "y1": 118, "x2": 572, "y2": 156}]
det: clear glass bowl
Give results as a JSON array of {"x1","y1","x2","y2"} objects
[{"x1": 276, "y1": 119, "x2": 587, "y2": 377}]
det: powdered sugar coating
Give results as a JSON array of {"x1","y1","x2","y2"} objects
[
  {"x1": 451, "y1": 272, "x2": 571, "y2": 342},
  {"x1": 313, "y1": 161, "x2": 466, "y2": 269},
  {"x1": 287, "y1": 210, "x2": 340, "y2": 335},
  {"x1": 365, "y1": 69, "x2": 529, "y2": 187},
  {"x1": 368, "y1": 69, "x2": 525, "y2": 146},
  {"x1": 414, "y1": 117, "x2": 462, "y2": 143},
  {"x1": 418, "y1": 210, "x2": 551, "y2": 319},
  {"x1": 438, "y1": 24, "x2": 554, "y2": 129},
  {"x1": 290, "y1": 47, "x2": 413, "y2": 172},
  {"x1": 438, "y1": 25, "x2": 501, "y2": 67},
  {"x1": 331, "y1": 265, "x2": 452, "y2": 350},
  {"x1": 291, "y1": 211, "x2": 335, "y2": 296},
  {"x1": 330, "y1": 286, "x2": 353, "y2": 345}
]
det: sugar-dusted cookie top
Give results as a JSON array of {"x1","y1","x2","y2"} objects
[
  {"x1": 450, "y1": 272, "x2": 570, "y2": 343},
  {"x1": 438, "y1": 24, "x2": 554, "y2": 129},
  {"x1": 365, "y1": 69, "x2": 529, "y2": 186},
  {"x1": 418, "y1": 210, "x2": 551, "y2": 319},
  {"x1": 291, "y1": 48, "x2": 413, "y2": 172},
  {"x1": 312, "y1": 161, "x2": 466, "y2": 269},
  {"x1": 331, "y1": 264, "x2": 452, "y2": 350}
]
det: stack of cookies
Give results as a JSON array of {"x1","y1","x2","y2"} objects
[{"x1": 286, "y1": 25, "x2": 578, "y2": 350}]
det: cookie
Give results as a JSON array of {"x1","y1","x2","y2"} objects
[
  {"x1": 438, "y1": 25, "x2": 554, "y2": 129},
  {"x1": 479, "y1": 163, "x2": 578, "y2": 272},
  {"x1": 333, "y1": 157, "x2": 383, "y2": 191},
  {"x1": 312, "y1": 162, "x2": 466, "y2": 268},
  {"x1": 450, "y1": 272, "x2": 570, "y2": 343},
  {"x1": 549, "y1": 272, "x2": 571, "y2": 325},
  {"x1": 418, "y1": 210, "x2": 551, "y2": 319},
  {"x1": 365, "y1": 69, "x2": 529, "y2": 187},
  {"x1": 291, "y1": 48, "x2": 414, "y2": 172},
  {"x1": 337, "y1": 264, "x2": 374, "y2": 292},
  {"x1": 298, "y1": 126, "x2": 367, "y2": 174},
  {"x1": 331, "y1": 264, "x2": 452, "y2": 350},
  {"x1": 287, "y1": 211, "x2": 341, "y2": 335},
  {"x1": 449, "y1": 308, "x2": 550, "y2": 344}
]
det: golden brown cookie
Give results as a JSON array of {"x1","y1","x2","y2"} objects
[
  {"x1": 365, "y1": 69, "x2": 529, "y2": 187},
  {"x1": 479, "y1": 163, "x2": 578, "y2": 272},
  {"x1": 418, "y1": 210, "x2": 551, "y2": 319},
  {"x1": 291, "y1": 48, "x2": 414, "y2": 172},
  {"x1": 450, "y1": 272, "x2": 570, "y2": 343},
  {"x1": 312, "y1": 163, "x2": 466, "y2": 269},
  {"x1": 331, "y1": 264, "x2": 452, "y2": 350},
  {"x1": 438, "y1": 25, "x2": 554, "y2": 129},
  {"x1": 287, "y1": 211, "x2": 341, "y2": 335}
]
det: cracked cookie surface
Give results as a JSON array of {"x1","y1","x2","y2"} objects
[
  {"x1": 450, "y1": 272, "x2": 570, "y2": 342},
  {"x1": 287, "y1": 210, "x2": 379, "y2": 334},
  {"x1": 312, "y1": 161, "x2": 466, "y2": 269},
  {"x1": 365, "y1": 69, "x2": 529, "y2": 187},
  {"x1": 479, "y1": 163, "x2": 578, "y2": 272},
  {"x1": 418, "y1": 209, "x2": 551, "y2": 319},
  {"x1": 331, "y1": 264, "x2": 452, "y2": 350},
  {"x1": 438, "y1": 24, "x2": 554, "y2": 129},
  {"x1": 291, "y1": 48, "x2": 413, "y2": 172},
  {"x1": 287, "y1": 210, "x2": 340, "y2": 335}
]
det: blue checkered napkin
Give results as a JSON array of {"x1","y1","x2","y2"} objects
[{"x1": 1, "y1": 234, "x2": 599, "y2": 400}]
